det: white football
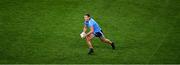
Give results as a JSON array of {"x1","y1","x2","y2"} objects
[{"x1": 80, "y1": 32, "x2": 86, "y2": 38}]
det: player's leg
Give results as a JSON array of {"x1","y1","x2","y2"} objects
[
  {"x1": 100, "y1": 37, "x2": 112, "y2": 45},
  {"x1": 94, "y1": 30, "x2": 115, "y2": 49},
  {"x1": 100, "y1": 37, "x2": 115, "y2": 49},
  {"x1": 94, "y1": 30, "x2": 112, "y2": 45},
  {"x1": 85, "y1": 34, "x2": 94, "y2": 54},
  {"x1": 86, "y1": 34, "x2": 94, "y2": 48}
]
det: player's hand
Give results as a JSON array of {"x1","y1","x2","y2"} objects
[{"x1": 80, "y1": 32, "x2": 87, "y2": 39}]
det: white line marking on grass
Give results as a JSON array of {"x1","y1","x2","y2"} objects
[{"x1": 147, "y1": 30, "x2": 170, "y2": 63}]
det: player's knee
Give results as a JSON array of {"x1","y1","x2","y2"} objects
[
  {"x1": 85, "y1": 37, "x2": 89, "y2": 41},
  {"x1": 86, "y1": 37, "x2": 91, "y2": 41},
  {"x1": 102, "y1": 38, "x2": 110, "y2": 43},
  {"x1": 100, "y1": 39, "x2": 106, "y2": 43},
  {"x1": 105, "y1": 39, "x2": 110, "y2": 41}
]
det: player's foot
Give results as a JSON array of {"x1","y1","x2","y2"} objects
[
  {"x1": 111, "y1": 42, "x2": 115, "y2": 50},
  {"x1": 88, "y1": 48, "x2": 94, "y2": 55}
]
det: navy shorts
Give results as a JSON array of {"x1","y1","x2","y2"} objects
[{"x1": 94, "y1": 30, "x2": 104, "y2": 38}]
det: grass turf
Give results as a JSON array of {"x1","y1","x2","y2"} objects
[{"x1": 0, "y1": 0, "x2": 180, "y2": 64}]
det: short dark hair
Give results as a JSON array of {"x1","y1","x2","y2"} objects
[{"x1": 85, "y1": 13, "x2": 90, "y2": 17}]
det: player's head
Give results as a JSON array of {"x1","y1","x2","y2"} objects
[{"x1": 84, "y1": 14, "x2": 91, "y2": 21}]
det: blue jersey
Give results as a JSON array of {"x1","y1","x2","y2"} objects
[{"x1": 84, "y1": 18, "x2": 102, "y2": 33}]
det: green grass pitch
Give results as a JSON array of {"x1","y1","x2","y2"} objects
[{"x1": 0, "y1": 0, "x2": 180, "y2": 64}]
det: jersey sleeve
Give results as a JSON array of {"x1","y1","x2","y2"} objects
[{"x1": 89, "y1": 21, "x2": 94, "y2": 27}]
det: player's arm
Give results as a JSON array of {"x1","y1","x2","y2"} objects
[
  {"x1": 83, "y1": 25, "x2": 87, "y2": 33},
  {"x1": 86, "y1": 26, "x2": 94, "y2": 36}
]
